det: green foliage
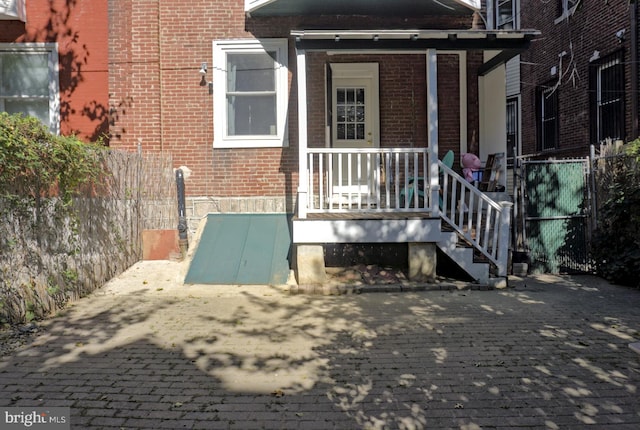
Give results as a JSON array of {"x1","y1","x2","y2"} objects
[
  {"x1": 0, "y1": 113, "x2": 109, "y2": 324},
  {"x1": 592, "y1": 139, "x2": 640, "y2": 287},
  {"x1": 0, "y1": 112, "x2": 105, "y2": 204}
]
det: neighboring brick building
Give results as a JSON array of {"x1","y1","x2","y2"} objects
[
  {"x1": 0, "y1": 0, "x2": 109, "y2": 141},
  {"x1": 520, "y1": 0, "x2": 639, "y2": 158}
]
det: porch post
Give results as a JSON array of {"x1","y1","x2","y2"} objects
[
  {"x1": 296, "y1": 47, "x2": 308, "y2": 219},
  {"x1": 497, "y1": 201, "x2": 513, "y2": 278},
  {"x1": 426, "y1": 49, "x2": 440, "y2": 215}
]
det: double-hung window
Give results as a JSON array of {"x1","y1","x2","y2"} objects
[
  {"x1": 538, "y1": 86, "x2": 558, "y2": 151},
  {"x1": 590, "y1": 51, "x2": 625, "y2": 143},
  {"x1": 495, "y1": 0, "x2": 517, "y2": 30},
  {"x1": 0, "y1": 43, "x2": 60, "y2": 134},
  {"x1": 213, "y1": 39, "x2": 288, "y2": 148}
]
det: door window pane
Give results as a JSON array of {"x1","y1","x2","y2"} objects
[{"x1": 336, "y1": 86, "x2": 366, "y2": 141}]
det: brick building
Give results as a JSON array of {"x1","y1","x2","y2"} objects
[
  {"x1": 105, "y1": 0, "x2": 537, "y2": 283},
  {"x1": 0, "y1": 0, "x2": 109, "y2": 141},
  {"x1": 1, "y1": 1, "x2": 538, "y2": 283},
  {"x1": 520, "y1": 0, "x2": 639, "y2": 158}
]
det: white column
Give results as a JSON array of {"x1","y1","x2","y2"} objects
[
  {"x1": 296, "y1": 48, "x2": 308, "y2": 219},
  {"x1": 497, "y1": 201, "x2": 513, "y2": 277},
  {"x1": 426, "y1": 49, "x2": 440, "y2": 215}
]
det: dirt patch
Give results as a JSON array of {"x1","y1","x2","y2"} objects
[{"x1": 326, "y1": 264, "x2": 410, "y2": 286}]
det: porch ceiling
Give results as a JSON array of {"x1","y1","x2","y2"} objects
[
  {"x1": 292, "y1": 29, "x2": 540, "y2": 75},
  {"x1": 246, "y1": 0, "x2": 480, "y2": 17}
]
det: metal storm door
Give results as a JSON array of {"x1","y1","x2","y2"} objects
[{"x1": 330, "y1": 63, "x2": 380, "y2": 204}]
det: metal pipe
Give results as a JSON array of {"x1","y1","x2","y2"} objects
[{"x1": 175, "y1": 168, "x2": 188, "y2": 257}]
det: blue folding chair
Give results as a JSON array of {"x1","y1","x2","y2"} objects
[{"x1": 401, "y1": 150, "x2": 454, "y2": 208}]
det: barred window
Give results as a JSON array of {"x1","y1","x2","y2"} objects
[{"x1": 590, "y1": 51, "x2": 625, "y2": 143}]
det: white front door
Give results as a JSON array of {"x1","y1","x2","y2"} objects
[{"x1": 330, "y1": 63, "x2": 380, "y2": 203}]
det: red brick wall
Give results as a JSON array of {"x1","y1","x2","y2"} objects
[
  {"x1": 1, "y1": 0, "x2": 109, "y2": 141},
  {"x1": 108, "y1": 0, "x2": 476, "y2": 198},
  {"x1": 520, "y1": 0, "x2": 635, "y2": 157}
]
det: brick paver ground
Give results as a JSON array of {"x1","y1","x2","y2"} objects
[{"x1": 1, "y1": 261, "x2": 639, "y2": 429}]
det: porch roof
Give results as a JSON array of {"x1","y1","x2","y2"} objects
[
  {"x1": 292, "y1": 29, "x2": 540, "y2": 75},
  {"x1": 246, "y1": 0, "x2": 480, "y2": 17}
]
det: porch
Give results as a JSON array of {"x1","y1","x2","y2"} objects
[
  {"x1": 287, "y1": 28, "x2": 537, "y2": 285},
  {"x1": 293, "y1": 146, "x2": 513, "y2": 285}
]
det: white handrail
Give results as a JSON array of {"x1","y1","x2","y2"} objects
[{"x1": 439, "y1": 161, "x2": 512, "y2": 276}]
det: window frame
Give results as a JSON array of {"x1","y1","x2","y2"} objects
[
  {"x1": 590, "y1": 51, "x2": 625, "y2": 144},
  {"x1": 555, "y1": 0, "x2": 579, "y2": 24},
  {"x1": 212, "y1": 38, "x2": 289, "y2": 149},
  {"x1": 0, "y1": 43, "x2": 60, "y2": 134},
  {"x1": 506, "y1": 96, "x2": 520, "y2": 166},
  {"x1": 495, "y1": 0, "x2": 518, "y2": 30},
  {"x1": 537, "y1": 85, "x2": 559, "y2": 151}
]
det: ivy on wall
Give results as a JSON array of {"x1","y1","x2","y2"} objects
[
  {"x1": 0, "y1": 113, "x2": 113, "y2": 324},
  {"x1": 0, "y1": 112, "x2": 104, "y2": 204}
]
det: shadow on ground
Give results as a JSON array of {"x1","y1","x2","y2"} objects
[{"x1": 1, "y1": 266, "x2": 639, "y2": 429}]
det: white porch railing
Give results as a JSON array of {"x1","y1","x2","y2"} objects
[
  {"x1": 439, "y1": 162, "x2": 512, "y2": 277},
  {"x1": 300, "y1": 147, "x2": 511, "y2": 277},
  {"x1": 305, "y1": 148, "x2": 432, "y2": 213}
]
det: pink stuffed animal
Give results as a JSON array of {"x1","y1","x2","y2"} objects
[{"x1": 461, "y1": 153, "x2": 481, "y2": 182}]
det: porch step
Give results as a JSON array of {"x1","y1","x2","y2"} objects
[{"x1": 437, "y1": 231, "x2": 489, "y2": 284}]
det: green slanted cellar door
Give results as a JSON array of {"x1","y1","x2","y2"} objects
[{"x1": 184, "y1": 214, "x2": 291, "y2": 285}]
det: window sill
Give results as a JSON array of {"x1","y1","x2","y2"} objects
[{"x1": 213, "y1": 138, "x2": 289, "y2": 149}]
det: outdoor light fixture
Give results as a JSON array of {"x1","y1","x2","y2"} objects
[{"x1": 199, "y1": 62, "x2": 208, "y2": 86}]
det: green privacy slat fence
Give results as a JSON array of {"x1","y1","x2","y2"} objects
[{"x1": 524, "y1": 160, "x2": 593, "y2": 274}]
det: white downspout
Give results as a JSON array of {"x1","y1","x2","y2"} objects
[{"x1": 296, "y1": 48, "x2": 308, "y2": 219}]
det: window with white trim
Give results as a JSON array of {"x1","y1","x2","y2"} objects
[
  {"x1": 495, "y1": 0, "x2": 518, "y2": 30},
  {"x1": 213, "y1": 39, "x2": 288, "y2": 148},
  {"x1": 555, "y1": 0, "x2": 579, "y2": 23},
  {"x1": 0, "y1": 43, "x2": 60, "y2": 134}
]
